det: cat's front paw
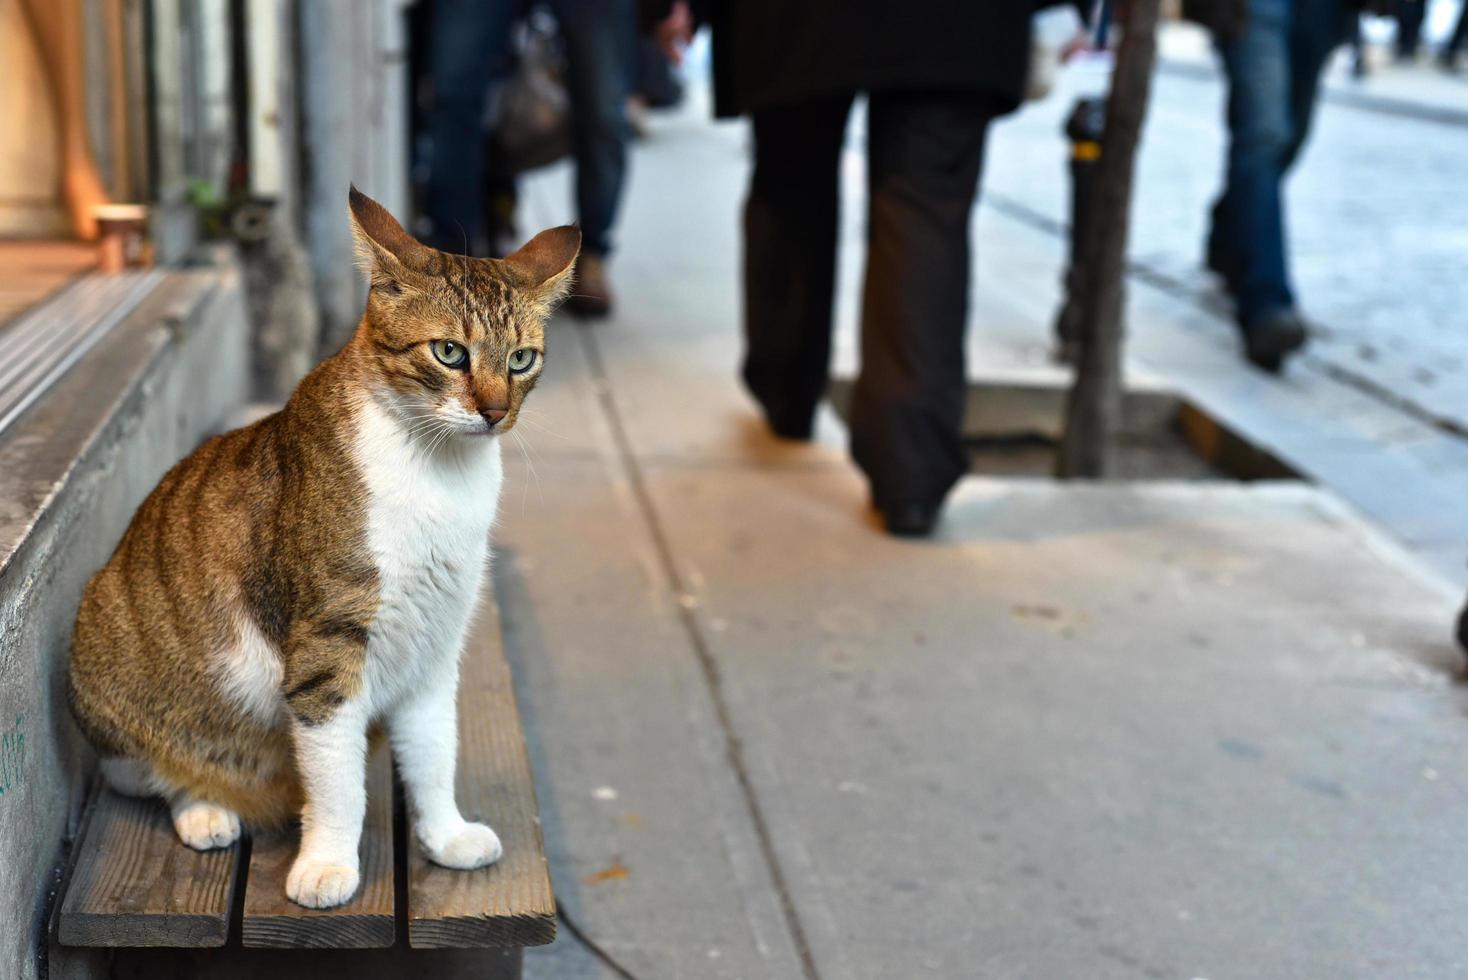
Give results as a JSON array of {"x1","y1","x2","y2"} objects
[
  {"x1": 171, "y1": 800, "x2": 241, "y2": 850},
  {"x1": 420, "y1": 820, "x2": 503, "y2": 870},
  {"x1": 286, "y1": 856, "x2": 361, "y2": 909}
]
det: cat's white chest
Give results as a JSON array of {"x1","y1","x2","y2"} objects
[{"x1": 354, "y1": 400, "x2": 502, "y2": 713}]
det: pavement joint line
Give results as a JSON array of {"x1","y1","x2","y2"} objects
[
  {"x1": 981, "y1": 190, "x2": 1468, "y2": 586},
  {"x1": 983, "y1": 190, "x2": 1468, "y2": 442},
  {"x1": 572, "y1": 323, "x2": 826, "y2": 980}
]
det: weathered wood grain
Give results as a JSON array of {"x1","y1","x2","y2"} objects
[
  {"x1": 240, "y1": 741, "x2": 395, "y2": 948},
  {"x1": 407, "y1": 586, "x2": 557, "y2": 948},
  {"x1": 58, "y1": 788, "x2": 240, "y2": 947}
]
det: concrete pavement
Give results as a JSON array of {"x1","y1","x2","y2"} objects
[{"x1": 498, "y1": 84, "x2": 1468, "y2": 977}]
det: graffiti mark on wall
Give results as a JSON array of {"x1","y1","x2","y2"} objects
[{"x1": 0, "y1": 715, "x2": 25, "y2": 796}]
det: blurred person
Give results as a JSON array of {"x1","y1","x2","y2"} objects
[
  {"x1": 1347, "y1": 14, "x2": 1371, "y2": 76},
  {"x1": 422, "y1": 0, "x2": 635, "y2": 316},
  {"x1": 1391, "y1": 0, "x2": 1426, "y2": 58},
  {"x1": 1191, "y1": 0, "x2": 1378, "y2": 371},
  {"x1": 646, "y1": 0, "x2": 1086, "y2": 537},
  {"x1": 1441, "y1": 0, "x2": 1468, "y2": 69}
]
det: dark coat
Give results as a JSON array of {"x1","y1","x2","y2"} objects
[{"x1": 643, "y1": 1, "x2": 1083, "y2": 119}]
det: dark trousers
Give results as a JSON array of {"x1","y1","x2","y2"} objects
[
  {"x1": 743, "y1": 91, "x2": 997, "y2": 509},
  {"x1": 1210, "y1": 0, "x2": 1347, "y2": 328},
  {"x1": 1448, "y1": 1, "x2": 1468, "y2": 56},
  {"x1": 1392, "y1": 0, "x2": 1425, "y2": 57},
  {"x1": 424, "y1": 0, "x2": 634, "y2": 255}
]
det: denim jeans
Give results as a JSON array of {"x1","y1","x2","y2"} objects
[
  {"x1": 424, "y1": 0, "x2": 634, "y2": 256},
  {"x1": 1211, "y1": 0, "x2": 1348, "y2": 328}
]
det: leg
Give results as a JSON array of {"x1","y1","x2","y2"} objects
[
  {"x1": 548, "y1": 0, "x2": 636, "y2": 258},
  {"x1": 423, "y1": 0, "x2": 516, "y2": 252},
  {"x1": 1283, "y1": 0, "x2": 1349, "y2": 175},
  {"x1": 170, "y1": 797, "x2": 242, "y2": 851},
  {"x1": 1217, "y1": 0, "x2": 1297, "y2": 328},
  {"x1": 1449, "y1": 3, "x2": 1468, "y2": 58},
  {"x1": 387, "y1": 673, "x2": 502, "y2": 869},
  {"x1": 851, "y1": 89, "x2": 996, "y2": 519},
  {"x1": 741, "y1": 94, "x2": 854, "y2": 438},
  {"x1": 19, "y1": 0, "x2": 109, "y2": 239},
  {"x1": 101, "y1": 756, "x2": 243, "y2": 850},
  {"x1": 1393, "y1": 0, "x2": 1423, "y2": 58},
  {"x1": 287, "y1": 703, "x2": 370, "y2": 908}
]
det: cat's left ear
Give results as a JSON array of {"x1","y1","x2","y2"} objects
[
  {"x1": 348, "y1": 185, "x2": 434, "y2": 288},
  {"x1": 502, "y1": 226, "x2": 581, "y2": 312}
]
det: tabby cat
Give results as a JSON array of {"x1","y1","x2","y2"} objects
[{"x1": 68, "y1": 188, "x2": 578, "y2": 908}]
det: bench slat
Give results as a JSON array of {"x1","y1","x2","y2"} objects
[
  {"x1": 240, "y1": 741, "x2": 396, "y2": 948},
  {"x1": 59, "y1": 787, "x2": 240, "y2": 947},
  {"x1": 407, "y1": 586, "x2": 557, "y2": 948}
]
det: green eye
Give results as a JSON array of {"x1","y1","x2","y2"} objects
[
  {"x1": 430, "y1": 340, "x2": 468, "y2": 368},
  {"x1": 508, "y1": 348, "x2": 538, "y2": 374}
]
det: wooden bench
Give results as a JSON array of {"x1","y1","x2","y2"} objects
[{"x1": 53, "y1": 591, "x2": 555, "y2": 979}]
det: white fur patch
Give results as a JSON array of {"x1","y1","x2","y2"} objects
[
  {"x1": 278, "y1": 392, "x2": 505, "y2": 909},
  {"x1": 211, "y1": 609, "x2": 285, "y2": 724},
  {"x1": 352, "y1": 393, "x2": 502, "y2": 715}
]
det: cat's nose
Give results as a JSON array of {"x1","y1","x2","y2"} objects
[{"x1": 480, "y1": 405, "x2": 508, "y2": 427}]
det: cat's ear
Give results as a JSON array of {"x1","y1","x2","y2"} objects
[
  {"x1": 502, "y1": 226, "x2": 581, "y2": 311},
  {"x1": 348, "y1": 185, "x2": 434, "y2": 286}
]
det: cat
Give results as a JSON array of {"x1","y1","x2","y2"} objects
[{"x1": 67, "y1": 187, "x2": 578, "y2": 909}]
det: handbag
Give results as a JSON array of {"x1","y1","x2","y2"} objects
[{"x1": 486, "y1": 13, "x2": 573, "y2": 177}]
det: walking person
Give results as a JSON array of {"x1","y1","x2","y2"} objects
[
  {"x1": 1391, "y1": 0, "x2": 1426, "y2": 59},
  {"x1": 422, "y1": 0, "x2": 635, "y2": 316},
  {"x1": 647, "y1": 0, "x2": 1084, "y2": 536},
  {"x1": 1190, "y1": 0, "x2": 1379, "y2": 371},
  {"x1": 1440, "y1": 0, "x2": 1468, "y2": 69}
]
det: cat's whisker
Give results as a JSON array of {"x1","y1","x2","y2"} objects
[
  {"x1": 510, "y1": 409, "x2": 568, "y2": 441},
  {"x1": 509, "y1": 428, "x2": 542, "y2": 518}
]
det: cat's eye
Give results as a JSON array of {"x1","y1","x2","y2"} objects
[
  {"x1": 430, "y1": 340, "x2": 468, "y2": 368},
  {"x1": 508, "y1": 348, "x2": 538, "y2": 374}
]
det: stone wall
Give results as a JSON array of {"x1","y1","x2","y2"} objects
[{"x1": 0, "y1": 257, "x2": 249, "y2": 980}]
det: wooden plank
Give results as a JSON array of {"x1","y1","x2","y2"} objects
[
  {"x1": 240, "y1": 741, "x2": 396, "y2": 948},
  {"x1": 407, "y1": 586, "x2": 557, "y2": 948},
  {"x1": 58, "y1": 788, "x2": 240, "y2": 947}
]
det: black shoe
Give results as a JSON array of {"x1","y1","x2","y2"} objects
[
  {"x1": 1242, "y1": 309, "x2": 1308, "y2": 373},
  {"x1": 748, "y1": 395, "x2": 814, "y2": 441},
  {"x1": 880, "y1": 500, "x2": 941, "y2": 538},
  {"x1": 565, "y1": 255, "x2": 614, "y2": 319},
  {"x1": 765, "y1": 413, "x2": 812, "y2": 441}
]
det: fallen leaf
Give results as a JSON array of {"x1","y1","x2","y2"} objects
[{"x1": 584, "y1": 861, "x2": 631, "y2": 885}]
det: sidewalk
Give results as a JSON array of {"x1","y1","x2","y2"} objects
[
  {"x1": 972, "y1": 45, "x2": 1468, "y2": 589},
  {"x1": 501, "y1": 92, "x2": 1468, "y2": 978}
]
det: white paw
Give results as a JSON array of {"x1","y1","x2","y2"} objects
[
  {"x1": 285, "y1": 855, "x2": 361, "y2": 909},
  {"x1": 171, "y1": 800, "x2": 241, "y2": 850},
  {"x1": 420, "y1": 821, "x2": 503, "y2": 870}
]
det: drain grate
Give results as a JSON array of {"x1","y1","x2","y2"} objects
[{"x1": 0, "y1": 270, "x2": 163, "y2": 438}]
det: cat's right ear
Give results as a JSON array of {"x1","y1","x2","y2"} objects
[
  {"x1": 348, "y1": 185, "x2": 434, "y2": 288},
  {"x1": 502, "y1": 225, "x2": 581, "y2": 313}
]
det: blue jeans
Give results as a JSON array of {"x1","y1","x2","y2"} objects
[
  {"x1": 424, "y1": 0, "x2": 634, "y2": 256},
  {"x1": 1211, "y1": 0, "x2": 1348, "y2": 327}
]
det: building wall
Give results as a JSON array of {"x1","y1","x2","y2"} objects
[
  {"x1": 299, "y1": 0, "x2": 413, "y2": 357},
  {"x1": 0, "y1": 264, "x2": 249, "y2": 980},
  {"x1": 0, "y1": 0, "x2": 65, "y2": 237}
]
